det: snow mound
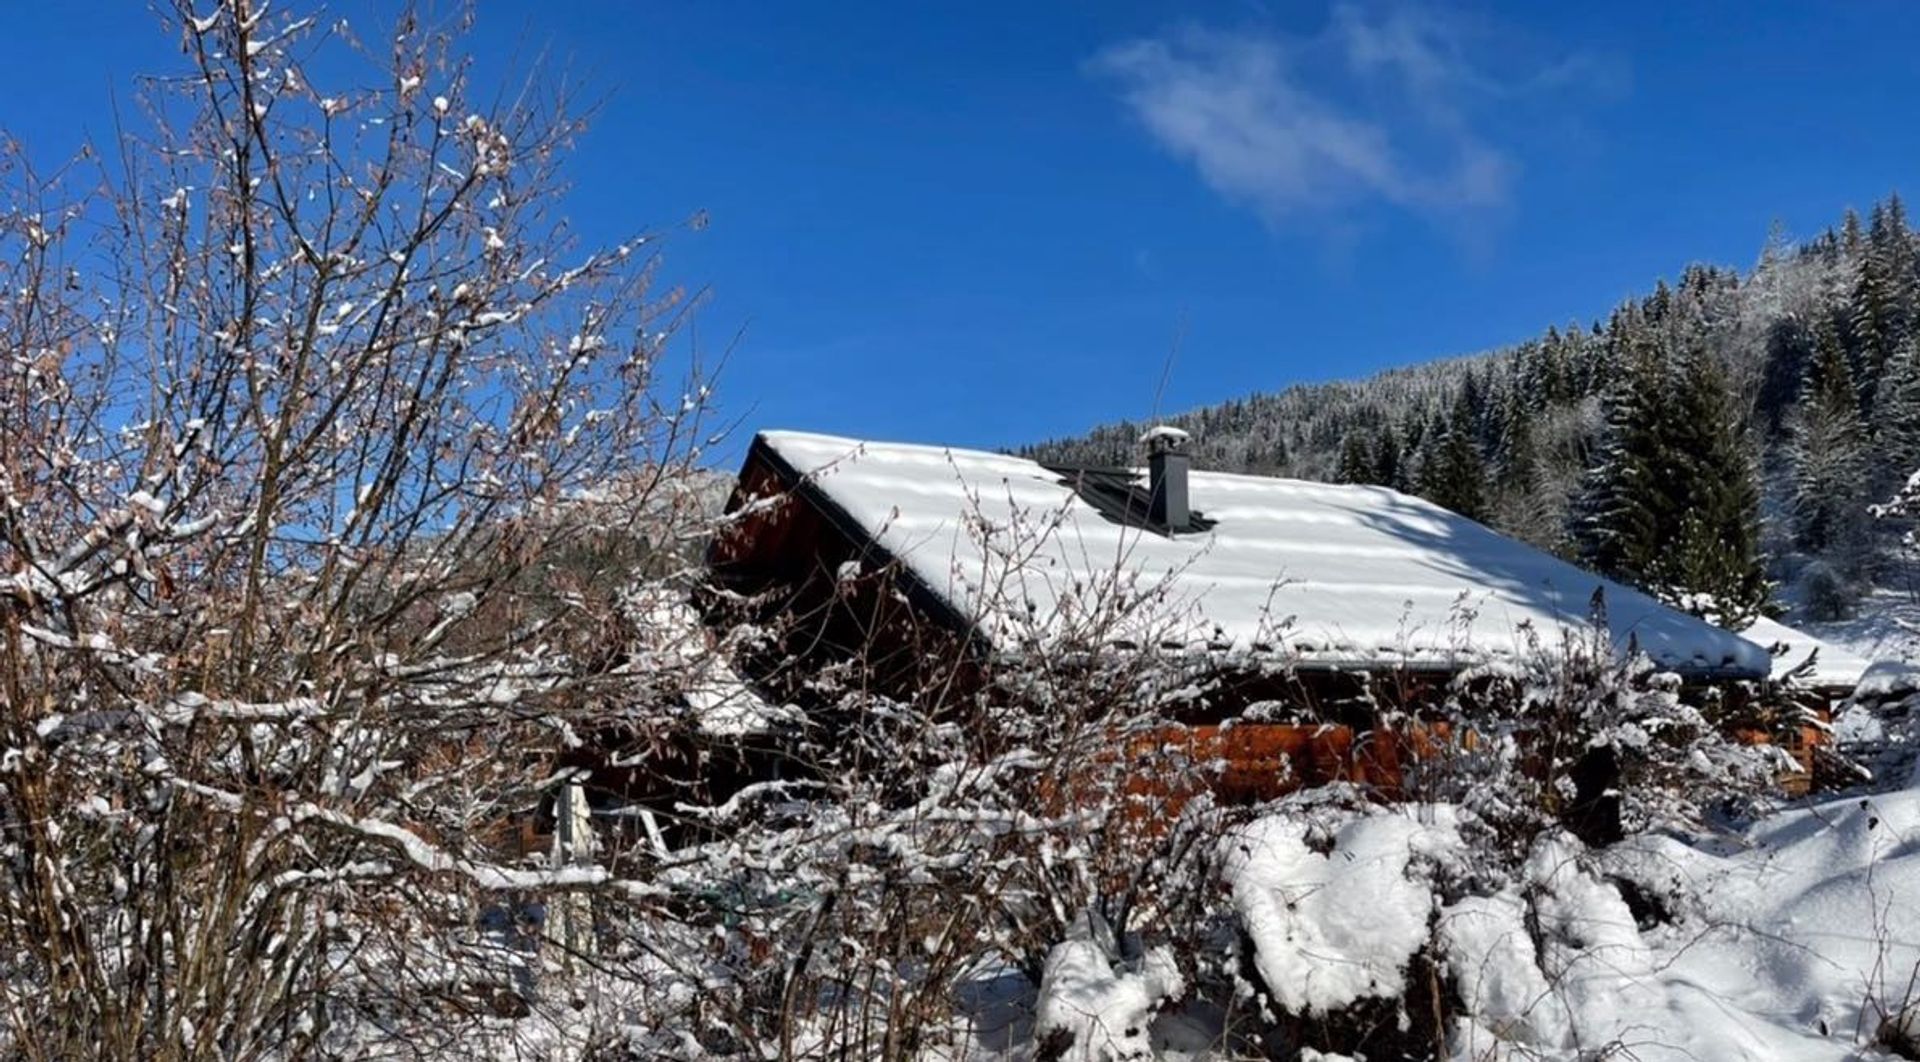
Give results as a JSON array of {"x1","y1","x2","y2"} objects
[
  {"x1": 1003, "y1": 787, "x2": 1920, "y2": 1061},
  {"x1": 1034, "y1": 909, "x2": 1184, "y2": 1061},
  {"x1": 1443, "y1": 793, "x2": 1920, "y2": 1061},
  {"x1": 1858, "y1": 658, "x2": 1920, "y2": 700},
  {"x1": 1738, "y1": 613, "x2": 1877, "y2": 688},
  {"x1": 1221, "y1": 802, "x2": 1465, "y2": 1015},
  {"x1": 1437, "y1": 887, "x2": 1563, "y2": 1048}
]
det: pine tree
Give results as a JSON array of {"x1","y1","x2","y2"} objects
[
  {"x1": 1265, "y1": 434, "x2": 1290, "y2": 471},
  {"x1": 1574, "y1": 324, "x2": 1673, "y2": 584},
  {"x1": 1652, "y1": 344, "x2": 1770, "y2": 627},
  {"x1": 1418, "y1": 391, "x2": 1490, "y2": 521},
  {"x1": 1372, "y1": 426, "x2": 1404, "y2": 490},
  {"x1": 1575, "y1": 327, "x2": 1769, "y2": 627},
  {"x1": 1852, "y1": 248, "x2": 1902, "y2": 412},
  {"x1": 1869, "y1": 195, "x2": 1915, "y2": 302},
  {"x1": 1842, "y1": 207, "x2": 1866, "y2": 257},
  {"x1": 1491, "y1": 388, "x2": 1557, "y2": 547},
  {"x1": 1337, "y1": 432, "x2": 1376, "y2": 485},
  {"x1": 1757, "y1": 315, "x2": 1816, "y2": 435},
  {"x1": 1874, "y1": 337, "x2": 1920, "y2": 489},
  {"x1": 1399, "y1": 412, "x2": 1431, "y2": 491},
  {"x1": 1788, "y1": 321, "x2": 1870, "y2": 557}
]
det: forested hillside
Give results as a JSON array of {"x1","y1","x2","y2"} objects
[{"x1": 1028, "y1": 199, "x2": 1920, "y2": 626}]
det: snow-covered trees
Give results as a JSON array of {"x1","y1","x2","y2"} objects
[
  {"x1": 1572, "y1": 321, "x2": 1667, "y2": 586},
  {"x1": 0, "y1": 13, "x2": 1262, "y2": 1047},
  {"x1": 1873, "y1": 463, "x2": 1920, "y2": 551},
  {"x1": 1791, "y1": 322, "x2": 1871, "y2": 553},
  {"x1": 1873, "y1": 339, "x2": 1920, "y2": 490},
  {"x1": 1335, "y1": 430, "x2": 1375, "y2": 485},
  {"x1": 1852, "y1": 197, "x2": 1915, "y2": 414},
  {"x1": 1786, "y1": 321, "x2": 1873, "y2": 616}
]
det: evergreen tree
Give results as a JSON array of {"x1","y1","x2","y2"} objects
[
  {"x1": 1265, "y1": 434, "x2": 1291, "y2": 471},
  {"x1": 1491, "y1": 388, "x2": 1557, "y2": 546},
  {"x1": 1418, "y1": 391, "x2": 1490, "y2": 521},
  {"x1": 1652, "y1": 344, "x2": 1770, "y2": 627},
  {"x1": 1851, "y1": 251, "x2": 1901, "y2": 411},
  {"x1": 1756, "y1": 315, "x2": 1816, "y2": 436},
  {"x1": 1399, "y1": 412, "x2": 1432, "y2": 491},
  {"x1": 1842, "y1": 207, "x2": 1866, "y2": 256},
  {"x1": 1576, "y1": 331, "x2": 1769, "y2": 626},
  {"x1": 1574, "y1": 326, "x2": 1673, "y2": 584},
  {"x1": 1788, "y1": 321, "x2": 1870, "y2": 556},
  {"x1": 1337, "y1": 432, "x2": 1376, "y2": 485},
  {"x1": 1372, "y1": 426, "x2": 1404, "y2": 490},
  {"x1": 1869, "y1": 195, "x2": 1916, "y2": 308},
  {"x1": 1876, "y1": 339, "x2": 1920, "y2": 485}
]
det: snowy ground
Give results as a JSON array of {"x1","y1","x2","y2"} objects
[
  {"x1": 1591, "y1": 789, "x2": 1920, "y2": 1061},
  {"x1": 963, "y1": 780, "x2": 1920, "y2": 1061},
  {"x1": 1807, "y1": 584, "x2": 1920, "y2": 670}
]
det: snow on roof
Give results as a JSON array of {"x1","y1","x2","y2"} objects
[
  {"x1": 1735, "y1": 615, "x2": 1875, "y2": 690},
  {"x1": 1855, "y1": 658, "x2": 1920, "y2": 700},
  {"x1": 756, "y1": 431, "x2": 1773, "y2": 679}
]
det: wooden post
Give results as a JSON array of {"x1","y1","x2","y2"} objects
[{"x1": 548, "y1": 779, "x2": 597, "y2": 962}]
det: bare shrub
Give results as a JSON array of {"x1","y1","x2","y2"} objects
[
  {"x1": 0, "y1": 3, "x2": 719, "y2": 1056},
  {"x1": 0, "y1": 43, "x2": 1242, "y2": 1048}
]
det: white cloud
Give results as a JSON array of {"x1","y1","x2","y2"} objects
[{"x1": 1090, "y1": 4, "x2": 1615, "y2": 229}]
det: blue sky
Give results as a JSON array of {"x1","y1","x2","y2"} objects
[{"x1": 7, "y1": 3, "x2": 1920, "y2": 458}]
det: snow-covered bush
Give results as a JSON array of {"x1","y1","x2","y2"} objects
[
  {"x1": 649, "y1": 495, "x2": 1261, "y2": 1058},
  {"x1": 1799, "y1": 556, "x2": 1859, "y2": 621},
  {"x1": 1874, "y1": 468, "x2": 1920, "y2": 547},
  {"x1": 1194, "y1": 788, "x2": 1654, "y2": 1059},
  {"x1": 1417, "y1": 614, "x2": 1786, "y2": 850}
]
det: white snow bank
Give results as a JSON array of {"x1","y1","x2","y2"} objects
[
  {"x1": 1033, "y1": 909, "x2": 1184, "y2": 1061},
  {"x1": 1437, "y1": 887, "x2": 1563, "y2": 1048},
  {"x1": 1221, "y1": 802, "x2": 1464, "y2": 1015},
  {"x1": 1857, "y1": 657, "x2": 1920, "y2": 700},
  {"x1": 1444, "y1": 792, "x2": 1920, "y2": 1061},
  {"x1": 986, "y1": 785, "x2": 1920, "y2": 1061}
]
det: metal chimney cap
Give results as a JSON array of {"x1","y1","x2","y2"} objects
[{"x1": 1139, "y1": 425, "x2": 1191, "y2": 454}]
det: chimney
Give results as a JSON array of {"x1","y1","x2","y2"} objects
[{"x1": 1142, "y1": 426, "x2": 1192, "y2": 533}]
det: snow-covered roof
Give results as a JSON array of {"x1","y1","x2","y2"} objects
[
  {"x1": 1855, "y1": 658, "x2": 1920, "y2": 700},
  {"x1": 755, "y1": 430, "x2": 1772, "y2": 679},
  {"x1": 1735, "y1": 615, "x2": 1875, "y2": 690}
]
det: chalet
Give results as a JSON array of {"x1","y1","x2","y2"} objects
[
  {"x1": 705, "y1": 427, "x2": 1837, "y2": 811},
  {"x1": 713, "y1": 429, "x2": 1769, "y2": 678}
]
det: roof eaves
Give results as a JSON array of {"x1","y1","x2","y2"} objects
[{"x1": 746, "y1": 432, "x2": 992, "y2": 655}]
